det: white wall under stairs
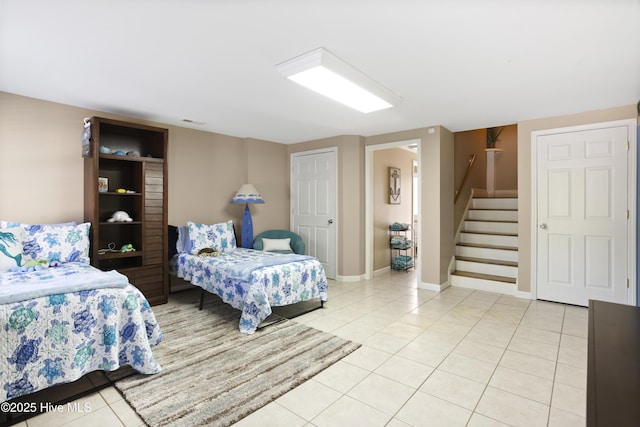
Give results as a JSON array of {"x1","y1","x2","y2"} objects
[{"x1": 451, "y1": 196, "x2": 518, "y2": 294}]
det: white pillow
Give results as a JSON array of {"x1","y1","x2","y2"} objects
[
  {"x1": 261, "y1": 238, "x2": 291, "y2": 252},
  {"x1": 0, "y1": 228, "x2": 24, "y2": 271}
]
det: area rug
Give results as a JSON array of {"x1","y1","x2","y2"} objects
[{"x1": 108, "y1": 291, "x2": 360, "y2": 426}]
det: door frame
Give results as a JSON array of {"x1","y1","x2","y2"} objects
[
  {"x1": 365, "y1": 139, "x2": 421, "y2": 281},
  {"x1": 290, "y1": 147, "x2": 338, "y2": 279},
  {"x1": 530, "y1": 119, "x2": 637, "y2": 304}
]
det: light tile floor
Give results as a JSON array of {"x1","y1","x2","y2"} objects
[{"x1": 18, "y1": 271, "x2": 588, "y2": 426}]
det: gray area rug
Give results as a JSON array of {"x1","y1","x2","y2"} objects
[{"x1": 108, "y1": 291, "x2": 360, "y2": 426}]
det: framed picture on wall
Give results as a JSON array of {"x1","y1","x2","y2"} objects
[{"x1": 389, "y1": 167, "x2": 400, "y2": 204}]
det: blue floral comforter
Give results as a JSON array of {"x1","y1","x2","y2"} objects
[
  {"x1": 174, "y1": 248, "x2": 328, "y2": 334},
  {"x1": 0, "y1": 263, "x2": 163, "y2": 402}
]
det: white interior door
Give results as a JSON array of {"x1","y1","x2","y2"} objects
[
  {"x1": 535, "y1": 123, "x2": 632, "y2": 306},
  {"x1": 291, "y1": 149, "x2": 337, "y2": 279}
]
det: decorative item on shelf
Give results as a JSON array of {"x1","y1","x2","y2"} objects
[
  {"x1": 389, "y1": 222, "x2": 410, "y2": 231},
  {"x1": 97, "y1": 242, "x2": 118, "y2": 255},
  {"x1": 113, "y1": 150, "x2": 126, "y2": 156},
  {"x1": 81, "y1": 118, "x2": 91, "y2": 157},
  {"x1": 389, "y1": 167, "x2": 401, "y2": 204},
  {"x1": 107, "y1": 211, "x2": 133, "y2": 222},
  {"x1": 116, "y1": 188, "x2": 127, "y2": 193},
  {"x1": 486, "y1": 126, "x2": 504, "y2": 149},
  {"x1": 231, "y1": 184, "x2": 265, "y2": 248},
  {"x1": 120, "y1": 244, "x2": 136, "y2": 252},
  {"x1": 99, "y1": 146, "x2": 111, "y2": 154},
  {"x1": 126, "y1": 150, "x2": 140, "y2": 157},
  {"x1": 98, "y1": 177, "x2": 108, "y2": 192}
]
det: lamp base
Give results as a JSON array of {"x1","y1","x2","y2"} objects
[{"x1": 241, "y1": 203, "x2": 253, "y2": 248}]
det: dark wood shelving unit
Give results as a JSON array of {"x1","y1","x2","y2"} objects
[{"x1": 84, "y1": 117, "x2": 168, "y2": 305}]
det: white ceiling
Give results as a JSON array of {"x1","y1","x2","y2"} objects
[{"x1": 1, "y1": 0, "x2": 639, "y2": 144}]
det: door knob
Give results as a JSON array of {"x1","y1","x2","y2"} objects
[
  {"x1": 539, "y1": 223, "x2": 547, "y2": 230},
  {"x1": 328, "y1": 219, "x2": 333, "y2": 225}
]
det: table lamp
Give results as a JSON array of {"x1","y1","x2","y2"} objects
[{"x1": 231, "y1": 184, "x2": 265, "y2": 248}]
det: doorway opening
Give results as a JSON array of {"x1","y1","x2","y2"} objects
[{"x1": 365, "y1": 139, "x2": 421, "y2": 283}]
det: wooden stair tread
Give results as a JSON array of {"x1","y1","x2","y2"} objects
[
  {"x1": 451, "y1": 271, "x2": 517, "y2": 284},
  {"x1": 457, "y1": 242, "x2": 518, "y2": 251},
  {"x1": 465, "y1": 219, "x2": 518, "y2": 224},
  {"x1": 455, "y1": 256, "x2": 518, "y2": 267},
  {"x1": 460, "y1": 231, "x2": 518, "y2": 237},
  {"x1": 469, "y1": 208, "x2": 518, "y2": 212}
]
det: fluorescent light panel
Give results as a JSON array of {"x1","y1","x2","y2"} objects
[{"x1": 276, "y1": 48, "x2": 400, "y2": 113}]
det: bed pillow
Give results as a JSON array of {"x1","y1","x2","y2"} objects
[
  {"x1": 176, "y1": 225, "x2": 194, "y2": 254},
  {"x1": 187, "y1": 220, "x2": 237, "y2": 254},
  {"x1": 0, "y1": 228, "x2": 24, "y2": 271},
  {"x1": 261, "y1": 237, "x2": 292, "y2": 253},
  {"x1": 21, "y1": 222, "x2": 91, "y2": 264}
]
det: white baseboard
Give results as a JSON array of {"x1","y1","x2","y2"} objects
[{"x1": 419, "y1": 280, "x2": 450, "y2": 292}]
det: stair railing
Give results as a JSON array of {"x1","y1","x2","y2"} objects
[{"x1": 454, "y1": 154, "x2": 476, "y2": 204}]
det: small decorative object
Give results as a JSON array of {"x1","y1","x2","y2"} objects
[
  {"x1": 81, "y1": 118, "x2": 91, "y2": 157},
  {"x1": 389, "y1": 167, "x2": 401, "y2": 204},
  {"x1": 10, "y1": 259, "x2": 49, "y2": 273},
  {"x1": 116, "y1": 188, "x2": 127, "y2": 193},
  {"x1": 197, "y1": 247, "x2": 220, "y2": 257},
  {"x1": 120, "y1": 243, "x2": 136, "y2": 252},
  {"x1": 126, "y1": 150, "x2": 140, "y2": 157},
  {"x1": 107, "y1": 211, "x2": 133, "y2": 222},
  {"x1": 486, "y1": 127, "x2": 504, "y2": 149},
  {"x1": 99, "y1": 146, "x2": 111, "y2": 154},
  {"x1": 113, "y1": 150, "x2": 126, "y2": 156},
  {"x1": 98, "y1": 177, "x2": 108, "y2": 192}
]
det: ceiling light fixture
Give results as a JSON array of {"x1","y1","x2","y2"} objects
[{"x1": 276, "y1": 47, "x2": 401, "y2": 113}]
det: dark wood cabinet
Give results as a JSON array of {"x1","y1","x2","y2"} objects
[
  {"x1": 84, "y1": 117, "x2": 168, "y2": 305},
  {"x1": 587, "y1": 300, "x2": 640, "y2": 427}
]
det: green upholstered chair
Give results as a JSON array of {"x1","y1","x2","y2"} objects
[{"x1": 253, "y1": 230, "x2": 305, "y2": 255}]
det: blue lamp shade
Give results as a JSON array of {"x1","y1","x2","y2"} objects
[{"x1": 231, "y1": 184, "x2": 265, "y2": 248}]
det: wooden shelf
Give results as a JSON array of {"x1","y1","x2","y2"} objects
[
  {"x1": 84, "y1": 116, "x2": 168, "y2": 305},
  {"x1": 99, "y1": 153, "x2": 164, "y2": 163},
  {"x1": 98, "y1": 251, "x2": 143, "y2": 260}
]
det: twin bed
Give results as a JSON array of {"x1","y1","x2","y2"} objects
[
  {"x1": 169, "y1": 221, "x2": 328, "y2": 334},
  {"x1": 0, "y1": 222, "x2": 162, "y2": 403},
  {"x1": 1, "y1": 219, "x2": 327, "y2": 403}
]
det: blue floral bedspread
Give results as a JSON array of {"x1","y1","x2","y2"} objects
[
  {"x1": 0, "y1": 263, "x2": 163, "y2": 402},
  {"x1": 174, "y1": 248, "x2": 328, "y2": 334}
]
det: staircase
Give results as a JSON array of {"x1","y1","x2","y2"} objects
[{"x1": 451, "y1": 196, "x2": 518, "y2": 293}]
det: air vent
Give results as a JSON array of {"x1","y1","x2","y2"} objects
[{"x1": 182, "y1": 119, "x2": 205, "y2": 125}]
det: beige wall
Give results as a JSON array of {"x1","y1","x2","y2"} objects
[
  {"x1": 453, "y1": 124, "x2": 518, "y2": 230},
  {"x1": 453, "y1": 128, "x2": 486, "y2": 227},
  {"x1": 517, "y1": 104, "x2": 637, "y2": 293},
  {"x1": 494, "y1": 124, "x2": 518, "y2": 190},
  {"x1": 373, "y1": 148, "x2": 416, "y2": 271},
  {"x1": 0, "y1": 91, "x2": 290, "y2": 239}
]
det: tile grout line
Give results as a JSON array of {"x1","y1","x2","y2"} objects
[{"x1": 462, "y1": 296, "x2": 531, "y2": 426}]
